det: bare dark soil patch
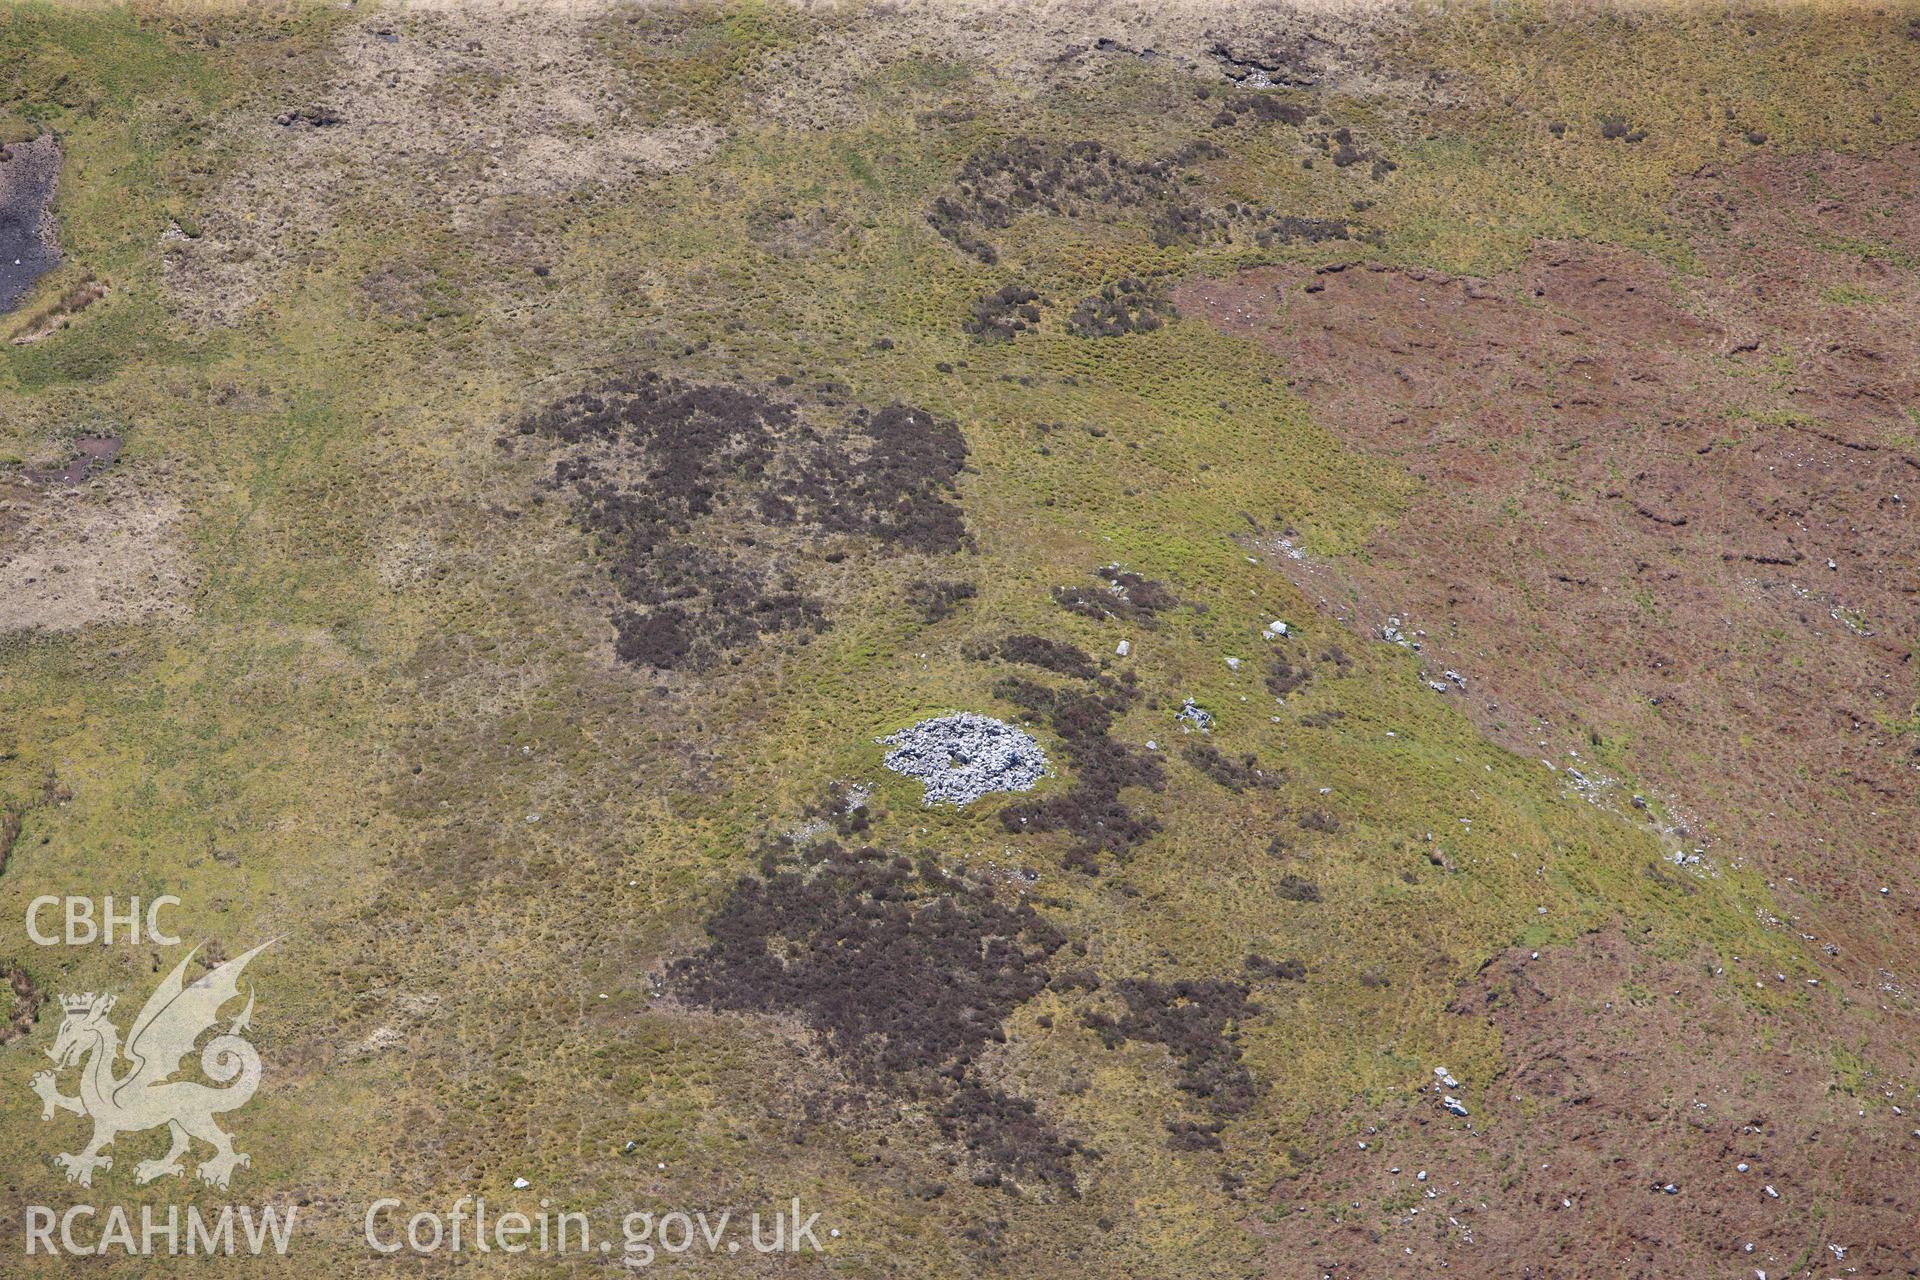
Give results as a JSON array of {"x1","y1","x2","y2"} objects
[
  {"x1": 1175, "y1": 147, "x2": 1920, "y2": 1000},
  {"x1": 1208, "y1": 31, "x2": 1386, "y2": 93},
  {"x1": 1179, "y1": 147, "x2": 1920, "y2": 1276},
  {"x1": 1259, "y1": 932, "x2": 1920, "y2": 1277},
  {"x1": 0, "y1": 134, "x2": 61, "y2": 314},
  {"x1": 27, "y1": 435, "x2": 120, "y2": 487},
  {"x1": 510, "y1": 375, "x2": 968, "y2": 671}
]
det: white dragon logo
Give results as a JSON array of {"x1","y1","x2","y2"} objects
[{"x1": 29, "y1": 941, "x2": 272, "y2": 1189}]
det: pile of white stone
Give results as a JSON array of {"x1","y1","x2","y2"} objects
[{"x1": 879, "y1": 713, "x2": 1047, "y2": 806}]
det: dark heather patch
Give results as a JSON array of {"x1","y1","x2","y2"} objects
[
  {"x1": 1065, "y1": 276, "x2": 1171, "y2": 338},
  {"x1": 1246, "y1": 953, "x2": 1308, "y2": 983},
  {"x1": 1209, "y1": 89, "x2": 1312, "y2": 126},
  {"x1": 1182, "y1": 742, "x2": 1283, "y2": 791},
  {"x1": 671, "y1": 839, "x2": 1082, "y2": 1190},
  {"x1": 1167, "y1": 1118, "x2": 1227, "y2": 1150},
  {"x1": 801, "y1": 781, "x2": 874, "y2": 839},
  {"x1": 927, "y1": 137, "x2": 1354, "y2": 263},
  {"x1": 511, "y1": 375, "x2": 968, "y2": 671},
  {"x1": 1308, "y1": 125, "x2": 1397, "y2": 179},
  {"x1": 272, "y1": 105, "x2": 344, "y2": 128},
  {"x1": 927, "y1": 138, "x2": 1206, "y2": 262},
  {"x1": 996, "y1": 633, "x2": 1098, "y2": 680},
  {"x1": 1083, "y1": 978, "x2": 1260, "y2": 1117},
  {"x1": 941, "y1": 1084, "x2": 1084, "y2": 1191},
  {"x1": 905, "y1": 577, "x2": 976, "y2": 624},
  {"x1": 1265, "y1": 652, "x2": 1311, "y2": 698},
  {"x1": 1275, "y1": 873, "x2": 1321, "y2": 902},
  {"x1": 993, "y1": 672, "x2": 1164, "y2": 873},
  {"x1": 963, "y1": 283, "x2": 1043, "y2": 341},
  {"x1": 759, "y1": 400, "x2": 969, "y2": 553},
  {"x1": 1298, "y1": 809, "x2": 1341, "y2": 833},
  {"x1": 1052, "y1": 564, "x2": 1180, "y2": 623}
]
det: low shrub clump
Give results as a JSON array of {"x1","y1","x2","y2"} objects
[
  {"x1": 1064, "y1": 276, "x2": 1170, "y2": 338},
  {"x1": 928, "y1": 136, "x2": 1354, "y2": 262},
  {"x1": 1275, "y1": 874, "x2": 1321, "y2": 903},
  {"x1": 905, "y1": 577, "x2": 976, "y2": 624},
  {"x1": 1084, "y1": 978, "x2": 1261, "y2": 1117},
  {"x1": 963, "y1": 283, "x2": 1043, "y2": 341},
  {"x1": 996, "y1": 633, "x2": 1099, "y2": 679},
  {"x1": 993, "y1": 672, "x2": 1164, "y2": 873},
  {"x1": 1182, "y1": 742, "x2": 1283, "y2": 792},
  {"x1": 1265, "y1": 653, "x2": 1311, "y2": 698},
  {"x1": 673, "y1": 837, "x2": 1085, "y2": 1188},
  {"x1": 511, "y1": 375, "x2": 969, "y2": 671},
  {"x1": 1052, "y1": 564, "x2": 1180, "y2": 623},
  {"x1": 928, "y1": 138, "x2": 1213, "y2": 262}
]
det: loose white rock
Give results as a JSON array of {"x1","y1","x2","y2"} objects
[
  {"x1": 879, "y1": 713, "x2": 1047, "y2": 806},
  {"x1": 1176, "y1": 699, "x2": 1213, "y2": 732}
]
